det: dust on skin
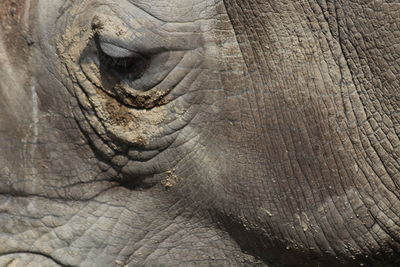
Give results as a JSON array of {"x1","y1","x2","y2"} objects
[
  {"x1": 57, "y1": 8, "x2": 169, "y2": 146},
  {"x1": 92, "y1": 14, "x2": 131, "y2": 40},
  {"x1": 93, "y1": 84, "x2": 167, "y2": 146},
  {"x1": 113, "y1": 83, "x2": 171, "y2": 109},
  {"x1": 161, "y1": 168, "x2": 180, "y2": 188}
]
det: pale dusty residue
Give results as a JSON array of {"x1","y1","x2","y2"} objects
[
  {"x1": 93, "y1": 84, "x2": 167, "y2": 145},
  {"x1": 22, "y1": 84, "x2": 40, "y2": 192},
  {"x1": 30, "y1": 85, "x2": 39, "y2": 155}
]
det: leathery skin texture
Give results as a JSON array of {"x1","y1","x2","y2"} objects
[{"x1": 0, "y1": 0, "x2": 399, "y2": 266}]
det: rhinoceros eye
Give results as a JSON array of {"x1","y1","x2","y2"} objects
[
  {"x1": 96, "y1": 40, "x2": 149, "y2": 80},
  {"x1": 99, "y1": 49, "x2": 142, "y2": 73}
]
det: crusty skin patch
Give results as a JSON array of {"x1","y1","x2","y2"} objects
[
  {"x1": 104, "y1": 95, "x2": 131, "y2": 127},
  {"x1": 93, "y1": 83, "x2": 166, "y2": 146},
  {"x1": 113, "y1": 83, "x2": 171, "y2": 109},
  {"x1": 161, "y1": 169, "x2": 180, "y2": 188}
]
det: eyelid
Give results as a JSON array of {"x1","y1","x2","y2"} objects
[{"x1": 99, "y1": 42, "x2": 143, "y2": 58}]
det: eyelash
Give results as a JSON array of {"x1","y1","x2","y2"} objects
[{"x1": 98, "y1": 49, "x2": 136, "y2": 73}]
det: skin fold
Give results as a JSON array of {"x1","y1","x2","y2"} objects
[{"x1": 0, "y1": 0, "x2": 399, "y2": 266}]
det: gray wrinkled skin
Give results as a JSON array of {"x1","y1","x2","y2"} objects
[{"x1": 0, "y1": 0, "x2": 399, "y2": 266}]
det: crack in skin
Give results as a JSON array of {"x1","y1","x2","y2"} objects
[{"x1": 0, "y1": 252, "x2": 67, "y2": 267}]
